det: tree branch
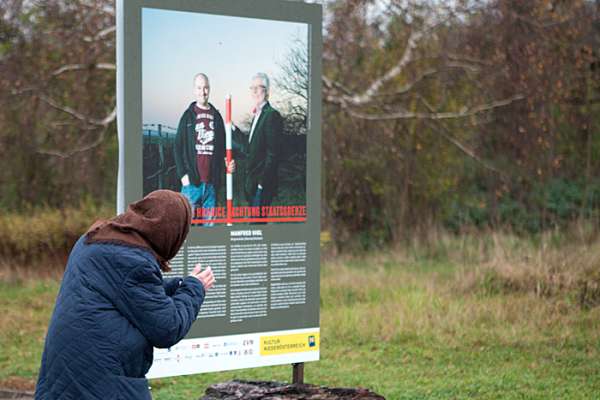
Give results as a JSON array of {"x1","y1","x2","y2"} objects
[
  {"x1": 372, "y1": 68, "x2": 438, "y2": 98},
  {"x1": 346, "y1": 94, "x2": 525, "y2": 120},
  {"x1": 426, "y1": 121, "x2": 506, "y2": 177},
  {"x1": 324, "y1": 30, "x2": 485, "y2": 106},
  {"x1": 327, "y1": 61, "x2": 482, "y2": 105},
  {"x1": 83, "y1": 25, "x2": 116, "y2": 42},
  {"x1": 52, "y1": 62, "x2": 115, "y2": 77},
  {"x1": 445, "y1": 53, "x2": 492, "y2": 67},
  {"x1": 38, "y1": 94, "x2": 116, "y2": 126},
  {"x1": 445, "y1": 60, "x2": 481, "y2": 73},
  {"x1": 37, "y1": 126, "x2": 109, "y2": 158},
  {"x1": 322, "y1": 76, "x2": 352, "y2": 105},
  {"x1": 411, "y1": 95, "x2": 507, "y2": 176},
  {"x1": 350, "y1": 28, "x2": 425, "y2": 105}
]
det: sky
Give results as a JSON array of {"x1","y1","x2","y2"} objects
[{"x1": 142, "y1": 7, "x2": 308, "y2": 127}]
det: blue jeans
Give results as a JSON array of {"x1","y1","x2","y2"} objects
[
  {"x1": 251, "y1": 187, "x2": 263, "y2": 208},
  {"x1": 251, "y1": 187, "x2": 271, "y2": 224},
  {"x1": 181, "y1": 182, "x2": 216, "y2": 226}
]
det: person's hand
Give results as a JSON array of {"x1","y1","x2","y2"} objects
[
  {"x1": 181, "y1": 174, "x2": 190, "y2": 186},
  {"x1": 190, "y1": 264, "x2": 215, "y2": 290},
  {"x1": 224, "y1": 158, "x2": 236, "y2": 173}
]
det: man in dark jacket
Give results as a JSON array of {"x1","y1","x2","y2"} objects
[
  {"x1": 245, "y1": 72, "x2": 283, "y2": 209},
  {"x1": 174, "y1": 73, "x2": 227, "y2": 224},
  {"x1": 34, "y1": 190, "x2": 214, "y2": 400}
]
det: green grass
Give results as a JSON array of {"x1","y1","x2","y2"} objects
[{"x1": 1, "y1": 252, "x2": 600, "y2": 399}]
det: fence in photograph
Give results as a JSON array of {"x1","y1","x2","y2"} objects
[{"x1": 142, "y1": 124, "x2": 178, "y2": 194}]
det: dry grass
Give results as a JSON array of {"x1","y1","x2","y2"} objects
[
  {"x1": 452, "y1": 232, "x2": 600, "y2": 309},
  {"x1": 0, "y1": 204, "x2": 113, "y2": 282},
  {"x1": 328, "y1": 224, "x2": 600, "y2": 311},
  {"x1": 0, "y1": 259, "x2": 66, "y2": 283},
  {"x1": 320, "y1": 230, "x2": 600, "y2": 351},
  {"x1": 0, "y1": 377, "x2": 35, "y2": 391},
  {"x1": 322, "y1": 258, "x2": 586, "y2": 347}
]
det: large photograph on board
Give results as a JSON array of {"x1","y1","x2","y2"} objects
[{"x1": 142, "y1": 8, "x2": 308, "y2": 226}]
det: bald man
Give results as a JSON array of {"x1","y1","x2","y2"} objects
[{"x1": 174, "y1": 73, "x2": 226, "y2": 225}]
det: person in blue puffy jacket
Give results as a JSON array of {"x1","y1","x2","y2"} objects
[{"x1": 34, "y1": 190, "x2": 214, "y2": 400}]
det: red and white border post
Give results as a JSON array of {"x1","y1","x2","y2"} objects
[{"x1": 225, "y1": 95, "x2": 233, "y2": 226}]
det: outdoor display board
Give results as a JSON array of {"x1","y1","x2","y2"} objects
[{"x1": 116, "y1": 0, "x2": 322, "y2": 378}]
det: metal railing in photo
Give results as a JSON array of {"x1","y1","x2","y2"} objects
[{"x1": 143, "y1": 124, "x2": 178, "y2": 192}]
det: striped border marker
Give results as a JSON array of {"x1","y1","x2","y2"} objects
[{"x1": 225, "y1": 95, "x2": 233, "y2": 226}]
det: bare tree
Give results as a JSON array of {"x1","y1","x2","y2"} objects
[
  {"x1": 275, "y1": 36, "x2": 310, "y2": 135},
  {"x1": 321, "y1": 0, "x2": 600, "y2": 246},
  {"x1": 0, "y1": 0, "x2": 117, "y2": 208},
  {"x1": 5, "y1": 0, "x2": 116, "y2": 158}
]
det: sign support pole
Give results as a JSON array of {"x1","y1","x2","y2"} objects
[{"x1": 292, "y1": 362, "x2": 304, "y2": 384}]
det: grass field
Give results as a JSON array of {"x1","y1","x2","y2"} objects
[{"x1": 1, "y1": 243, "x2": 600, "y2": 399}]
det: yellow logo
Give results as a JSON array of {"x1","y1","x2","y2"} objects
[{"x1": 260, "y1": 332, "x2": 320, "y2": 355}]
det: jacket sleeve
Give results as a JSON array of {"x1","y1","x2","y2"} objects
[
  {"x1": 214, "y1": 111, "x2": 226, "y2": 190},
  {"x1": 115, "y1": 263, "x2": 205, "y2": 348},
  {"x1": 259, "y1": 111, "x2": 282, "y2": 188},
  {"x1": 215, "y1": 112, "x2": 226, "y2": 161},
  {"x1": 174, "y1": 113, "x2": 188, "y2": 180},
  {"x1": 163, "y1": 277, "x2": 183, "y2": 296}
]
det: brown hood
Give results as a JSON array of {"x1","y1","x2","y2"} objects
[{"x1": 85, "y1": 190, "x2": 191, "y2": 271}]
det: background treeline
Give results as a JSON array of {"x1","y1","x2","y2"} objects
[
  {"x1": 1, "y1": 0, "x2": 599, "y2": 250},
  {"x1": 322, "y1": 0, "x2": 600, "y2": 248}
]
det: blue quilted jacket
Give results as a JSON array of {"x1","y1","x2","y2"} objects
[{"x1": 34, "y1": 236, "x2": 205, "y2": 400}]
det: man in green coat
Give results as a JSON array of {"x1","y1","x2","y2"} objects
[{"x1": 245, "y1": 72, "x2": 283, "y2": 208}]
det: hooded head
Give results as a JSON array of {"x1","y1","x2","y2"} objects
[{"x1": 85, "y1": 190, "x2": 191, "y2": 271}]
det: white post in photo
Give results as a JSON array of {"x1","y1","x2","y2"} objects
[{"x1": 225, "y1": 94, "x2": 233, "y2": 226}]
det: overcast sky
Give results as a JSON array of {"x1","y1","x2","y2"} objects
[{"x1": 142, "y1": 7, "x2": 308, "y2": 127}]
